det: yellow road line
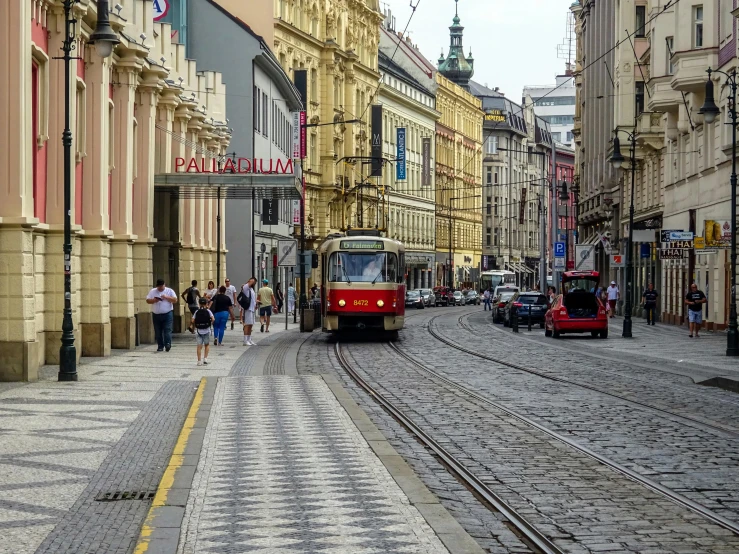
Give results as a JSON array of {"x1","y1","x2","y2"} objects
[{"x1": 134, "y1": 377, "x2": 207, "y2": 554}]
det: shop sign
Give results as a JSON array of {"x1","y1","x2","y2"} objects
[
  {"x1": 668, "y1": 231, "x2": 693, "y2": 241},
  {"x1": 660, "y1": 239, "x2": 693, "y2": 250},
  {"x1": 396, "y1": 128, "x2": 406, "y2": 180},
  {"x1": 700, "y1": 219, "x2": 732, "y2": 248},
  {"x1": 421, "y1": 138, "x2": 431, "y2": 187},
  {"x1": 484, "y1": 109, "x2": 506, "y2": 123},
  {"x1": 292, "y1": 112, "x2": 301, "y2": 159},
  {"x1": 696, "y1": 248, "x2": 718, "y2": 255},
  {"x1": 292, "y1": 199, "x2": 300, "y2": 224},
  {"x1": 660, "y1": 249, "x2": 686, "y2": 260},
  {"x1": 153, "y1": 0, "x2": 169, "y2": 21},
  {"x1": 610, "y1": 254, "x2": 624, "y2": 268},
  {"x1": 174, "y1": 157, "x2": 294, "y2": 174},
  {"x1": 660, "y1": 229, "x2": 683, "y2": 242}
]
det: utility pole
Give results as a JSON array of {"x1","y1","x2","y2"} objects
[
  {"x1": 539, "y1": 153, "x2": 547, "y2": 291},
  {"x1": 551, "y1": 140, "x2": 559, "y2": 290}
]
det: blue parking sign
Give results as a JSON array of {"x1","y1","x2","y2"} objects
[{"x1": 554, "y1": 242, "x2": 566, "y2": 258}]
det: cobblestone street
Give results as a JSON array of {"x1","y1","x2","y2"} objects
[{"x1": 3, "y1": 307, "x2": 739, "y2": 553}]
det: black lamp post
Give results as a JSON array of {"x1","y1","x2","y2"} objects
[
  {"x1": 609, "y1": 131, "x2": 635, "y2": 338},
  {"x1": 559, "y1": 180, "x2": 569, "y2": 268},
  {"x1": 58, "y1": 0, "x2": 119, "y2": 381},
  {"x1": 700, "y1": 68, "x2": 738, "y2": 356}
]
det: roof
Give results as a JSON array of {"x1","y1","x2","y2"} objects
[
  {"x1": 467, "y1": 81, "x2": 504, "y2": 98},
  {"x1": 379, "y1": 51, "x2": 434, "y2": 96}
]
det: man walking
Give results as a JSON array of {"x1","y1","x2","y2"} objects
[
  {"x1": 146, "y1": 279, "x2": 178, "y2": 352},
  {"x1": 685, "y1": 283, "x2": 707, "y2": 338},
  {"x1": 258, "y1": 279, "x2": 277, "y2": 333},
  {"x1": 287, "y1": 282, "x2": 296, "y2": 315},
  {"x1": 482, "y1": 288, "x2": 491, "y2": 311},
  {"x1": 606, "y1": 281, "x2": 620, "y2": 318},
  {"x1": 191, "y1": 297, "x2": 214, "y2": 366},
  {"x1": 181, "y1": 280, "x2": 200, "y2": 333},
  {"x1": 224, "y1": 278, "x2": 237, "y2": 330},
  {"x1": 642, "y1": 282, "x2": 659, "y2": 325},
  {"x1": 238, "y1": 277, "x2": 257, "y2": 346}
]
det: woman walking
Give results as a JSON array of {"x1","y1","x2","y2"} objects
[
  {"x1": 275, "y1": 283, "x2": 284, "y2": 314},
  {"x1": 203, "y1": 281, "x2": 217, "y2": 307},
  {"x1": 210, "y1": 286, "x2": 234, "y2": 345},
  {"x1": 287, "y1": 283, "x2": 296, "y2": 315}
]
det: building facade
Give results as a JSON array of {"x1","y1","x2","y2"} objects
[
  {"x1": 273, "y1": 0, "x2": 384, "y2": 289},
  {"x1": 435, "y1": 4, "x2": 483, "y2": 287},
  {"x1": 1, "y1": 0, "x2": 229, "y2": 380},
  {"x1": 378, "y1": 49, "x2": 439, "y2": 289},
  {"x1": 524, "y1": 71, "x2": 577, "y2": 147}
]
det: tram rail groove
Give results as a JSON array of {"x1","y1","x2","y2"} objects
[
  {"x1": 438, "y1": 313, "x2": 739, "y2": 437},
  {"x1": 334, "y1": 342, "x2": 566, "y2": 554},
  {"x1": 389, "y1": 330, "x2": 739, "y2": 537}
]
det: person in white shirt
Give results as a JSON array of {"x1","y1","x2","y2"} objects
[
  {"x1": 606, "y1": 281, "x2": 620, "y2": 318},
  {"x1": 146, "y1": 279, "x2": 178, "y2": 352},
  {"x1": 238, "y1": 277, "x2": 257, "y2": 346},
  {"x1": 224, "y1": 278, "x2": 237, "y2": 329}
]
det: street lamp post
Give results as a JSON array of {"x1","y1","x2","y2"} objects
[
  {"x1": 699, "y1": 68, "x2": 738, "y2": 356},
  {"x1": 609, "y1": 130, "x2": 636, "y2": 338},
  {"x1": 58, "y1": 0, "x2": 119, "y2": 381},
  {"x1": 559, "y1": 180, "x2": 570, "y2": 268}
]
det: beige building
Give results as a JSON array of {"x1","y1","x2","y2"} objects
[
  {"x1": 0, "y1": 0, "x2": 229, "y2": 380},
  {"x1": 273, "y1": 0, "x2": 384, "y2": 286}
]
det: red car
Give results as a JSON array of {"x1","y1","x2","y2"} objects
[{"x1": 545, "y1": 271, "x2": 608, "y2": 338}]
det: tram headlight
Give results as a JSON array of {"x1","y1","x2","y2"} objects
[
  {"x1": 377, "y1": 300, "x2": 385, "y2": 308},
  {"x1": 338, "y1": 299, "x2": 346, "y2": 307}
]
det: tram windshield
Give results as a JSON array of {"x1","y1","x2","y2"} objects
[{"x1": 328, "y1": 252, "x2": 398, "y2": 283}]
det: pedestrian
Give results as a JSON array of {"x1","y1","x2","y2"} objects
[
  {"x1": 547, "y1": 286, "x2": 556, "y2": 307},
  {"x1": 311, "y1": 283, "x2": 319, "y2": 298},
  {"x1": 203, "y1": 281, "x2": 217, "y2": 307},
  {"x1": 211, "y1": 286, "x2": 235, "y2": 345},
  {"x1": 146, "y1": 278, "x2": 178, "y2": 352},
  {"x1": 275, "y1": 283, "x2": 284, "y2": 314},
  {"x1": 483, "y1": 288, "x2": 491, "y2": 311},
  {"x1": 606, "y1": 280, "x2": 620, "y2": 318},
  {"x1": 237, "y1": 277, "x2": 257, "y2": 346},
  {"x1": 223, "y1": 278, "x2": 237, "y2": 330},
  {"x1": 181, "y1": 280, "x2": 200, "y2": 333},
  {"x1": 287, "y1": 282, "x2": 296, "y2": 315},
  {"x1": 642, "y1": 282, "x2": 659, "y2": 326},
  {"x1": 685, "y1": 283, "x2": 707, "y2": 338},
  {"x1": 257, "y1": 279, "x2": 277, "y2": 333},
  {"x1": 191, "y1": 297, "x2": 214, "y2": 365}
]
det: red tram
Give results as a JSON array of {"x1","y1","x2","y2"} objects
[{"x1": 319, "y1": 232, "x2": 406, "y2": 338}]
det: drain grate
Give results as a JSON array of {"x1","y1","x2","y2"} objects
[{"x1": 95, "y1": 490, "x2": 156, "y2": 502}]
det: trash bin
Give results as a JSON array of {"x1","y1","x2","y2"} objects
[
  {"x1": 302, "y1": 309, "x2": 315, "y2": 332},
  {"x1": 311, "y1": 299, "x2": 322, "y2": 328}
]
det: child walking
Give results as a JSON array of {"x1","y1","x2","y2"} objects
[{"x1": 192, "y1": 297, "x2": 214, "y2": 366}]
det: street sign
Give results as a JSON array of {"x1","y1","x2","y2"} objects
[
  {"x1": 554, "y1": 242, "x2": 566, "y2": 258},
  {"x1": 610, "y1": 254, "x2": 624, "y2": 268},
  {"x1": 575, "y1": 244, "x2": 595, "y2": 271},
  {"x1": 659, "y1": 249, "x2": 686, "y2": 260},
  {"x1": 277, "y1": 240, "x2": 298, "y2": 267},
  {"x1": 153, "y1": 0, "x2": 170, "y2": 20},
  {"x1": 696, "y1": 248, "x2": 718, "y2": 255},
  {"x1": 554, "y1": 257, "x2": 565, "y2": 269}
]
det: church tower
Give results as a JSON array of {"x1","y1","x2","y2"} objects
[{"x1": 437, "y1": 0, "x2": 474, "y2": 90}]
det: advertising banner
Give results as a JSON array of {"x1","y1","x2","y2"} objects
[
  {"x1": 299, "y1": 111, "x2": 307, "y2": 159},
  {"x1": 519, "y1": 188, "x2": 526, "y2": 224},
  {"x1": 701, "y1": 219, "x2": 731, "y2": 248},
  {"x1": 292, "y1": 199, "x2": 301, "y2": 224},
  {"x1": 292, "y1": 112, "x2": 301, "y2": 159},
  {"x1": 421, "y1": 137, "x2": 431, "y2": 187},
  {"x1": 262, "y1": 199, "x2": 278, "y2": 225},
  {"x1": 371, "y1": 105, "x2": 383, "y2": 177},
  {"x1": 396, "y1": 128, "x2": 406, "y2": 180}
]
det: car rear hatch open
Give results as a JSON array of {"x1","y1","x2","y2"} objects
[{"x1": 561, "y1": 271, "x2": 601, "y2": 319}]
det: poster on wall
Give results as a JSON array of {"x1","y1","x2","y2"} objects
[
  {"x1": 701, "y1": 219, "x2": 731, "y2": 248},
  {"x1": 421, "y1": 138, "x2": 431, "y2": 187},
  {"x1": 396, "y1": 128, "x2": 406, "y2": 180}
]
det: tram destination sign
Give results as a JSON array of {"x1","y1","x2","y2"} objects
[{"x1": 339, "y1": 240, "x2": 384, "y2": 250}]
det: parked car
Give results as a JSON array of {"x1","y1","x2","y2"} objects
[
  {"x1": 465, "y1": 290, "x2": 481, "y2": 305},
  {"x1": 492, "y1": 287, "x2": 519, "y2": 323},
  {"x1": 417, "y1": 289, "x2": 436, "y2": 307},
  {"x1": 433, "y1": 286, "x2": 454, "y2": 306},
  {"x1": 504, "y1": 291, "x2": 548, "y2": 328},
  {"x1": 452, "y1": 290, "x2": 465, "y2": 306},
  {"x1": 405, "y1": 290, "x2": 425, "y2": 309},
  {"x1": 545, "y1": 271, "x2": 608, "y2": 338}
]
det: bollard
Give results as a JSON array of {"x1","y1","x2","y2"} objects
[
  {"x1": 512, "y1": 306, "x2": 519, "y2": 333},
  {"x1": 527, "y1": 305, "x2": 532, "y2": 331}
]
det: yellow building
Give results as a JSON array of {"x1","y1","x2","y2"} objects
[
  {"x1": 434, "y1": 4, "x2": 483, "y2": 287},
  {"x1": 273, "y1": 0, "x2": 384, "y2": 282}
]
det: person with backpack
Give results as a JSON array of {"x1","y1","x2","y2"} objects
[
  {"x1": 191, "y1": 297, "x2": 214, "y2": 366},
  {"x1": 181, "y1": 280, "x2": 200, "y2": 333},
  {"x1": 237, "y1": 277, "x2": 257, "y2": 346},
  {"x1": 210, "y1": 286, "x2": 234, "y2": 346}
]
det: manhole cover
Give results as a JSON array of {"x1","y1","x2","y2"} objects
[{"x1": 95, "y1": 490, "x2": 156, "y2": 502}]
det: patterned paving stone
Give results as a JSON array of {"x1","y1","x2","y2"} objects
[{"x1": 178, "y1": 376, "x2": 450, "y2": 554}]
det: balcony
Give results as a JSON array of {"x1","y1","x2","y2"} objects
[
  {"x1": 670, "y1": 48, "x2": 718, "y2": 92},
  {"x1": 648, "y1": 75, "x2": 682, "y2": 112},
  {"x1": 635, "y1": 112, "x2": 665, "y2": 152}
]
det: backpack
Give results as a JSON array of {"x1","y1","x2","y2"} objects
[
  {"x1": 237, "y1": 288, "x2": 251, "y2": 310},
  {"x1": 186, "y1": 287, "x2": 196, "y2": 305},
  {"x1": 194, "y1": 308, "x2": 211, "y2": 330}
]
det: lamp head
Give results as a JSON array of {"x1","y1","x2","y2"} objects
[
  {"x1": 699, "y1": 69, "x2": 720, "y2": 124},
  {"x1": 610, "y1": 134, "x2": 625, "y2": 170},
  {"x1": 90, "y1": 0, "x2": 120, "y2": 59}
]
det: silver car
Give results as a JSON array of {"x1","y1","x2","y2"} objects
[{"x1": 416, "y1": 289, "x2": 436, "y2": 307}]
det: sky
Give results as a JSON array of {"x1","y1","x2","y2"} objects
[{"x1": 384, "y1": 0, "x2": 576, "y2": 101}]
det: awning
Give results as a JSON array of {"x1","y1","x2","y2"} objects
[{"x1": 153, "y1": 173, "x2": 302, "y2": 199}]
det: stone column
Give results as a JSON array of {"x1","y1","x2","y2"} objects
[{"x1": 108, "y1": 63, "x2": 139, "y2": 349}]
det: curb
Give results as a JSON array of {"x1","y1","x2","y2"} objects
[
  {"x1": 134, "y1": 377, "x2": 216, "y2": 554},
  {"x1": 321, "y1": 373, "x2": 486, "y2": 554}
]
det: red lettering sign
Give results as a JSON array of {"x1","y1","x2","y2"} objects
[{"x1": 173, "y1": 157, "x2": 294, "y2": 175}]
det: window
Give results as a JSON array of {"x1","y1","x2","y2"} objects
[
  {"x1": 254, "y1": 86, "x2": 260, "y2": 133},
  {"x1": 486, "y1": 167, "x2": 492, "y2": 184},
  {"x1": 635, "y1": 6, "x2": 646, "y2": 37},
  {"x1": 494, "y1": 197, "x2": 499, "y2": 216},
  {"x1": 540, "y1": 115, "x2": 575, "y2": 125},
  {"x1": 721, "y1": 0, "x2": 734, "y2": 43},
  {"x1": 531, "y1": 96, "x2": 576, "y2": 106},
  {"x1": 485, "y1": 135, "x2": 498, "y2": 154},
  {"x1": 494, "y1": 228, "x2": 499, "y2": 246},
  {"x1": 635, "y1": 81, "x2": 645, "y2": 115},
  {"x1": 566, "y1": 131, "x2": 574, "y2": 142},
  {"x1": 552, "y1": 132, "x2": 562, "y2": 142},
  {"x1": 263, "y1": 92, "x2": 268, "y2": 137},
  {"x1": 693, "y1": 5, "x2": 703, "y2": 48},
  {"x1": 666, "y1": 36, "x2": 674, "y2": 74},
  {"x1": 486, "y1": 228, "x2": 492, "y2": 246},
  {"x1": 486, "y1": 196, "x2": 492, "y2": 215}
]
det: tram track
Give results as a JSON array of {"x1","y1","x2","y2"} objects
[
  {"x1": 380, "y1": 336, "x2": 739, "y2": 539},
  {"x1": 431, "y1": 312, "x2": 739, "y2": 436},
  {"x1": 334, "y1": 341, "x2": 566, "y2": 554}
]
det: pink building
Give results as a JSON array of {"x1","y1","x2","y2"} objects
[{"x1": 551, "y1": 145, "x2": 577, "y2": 269}]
